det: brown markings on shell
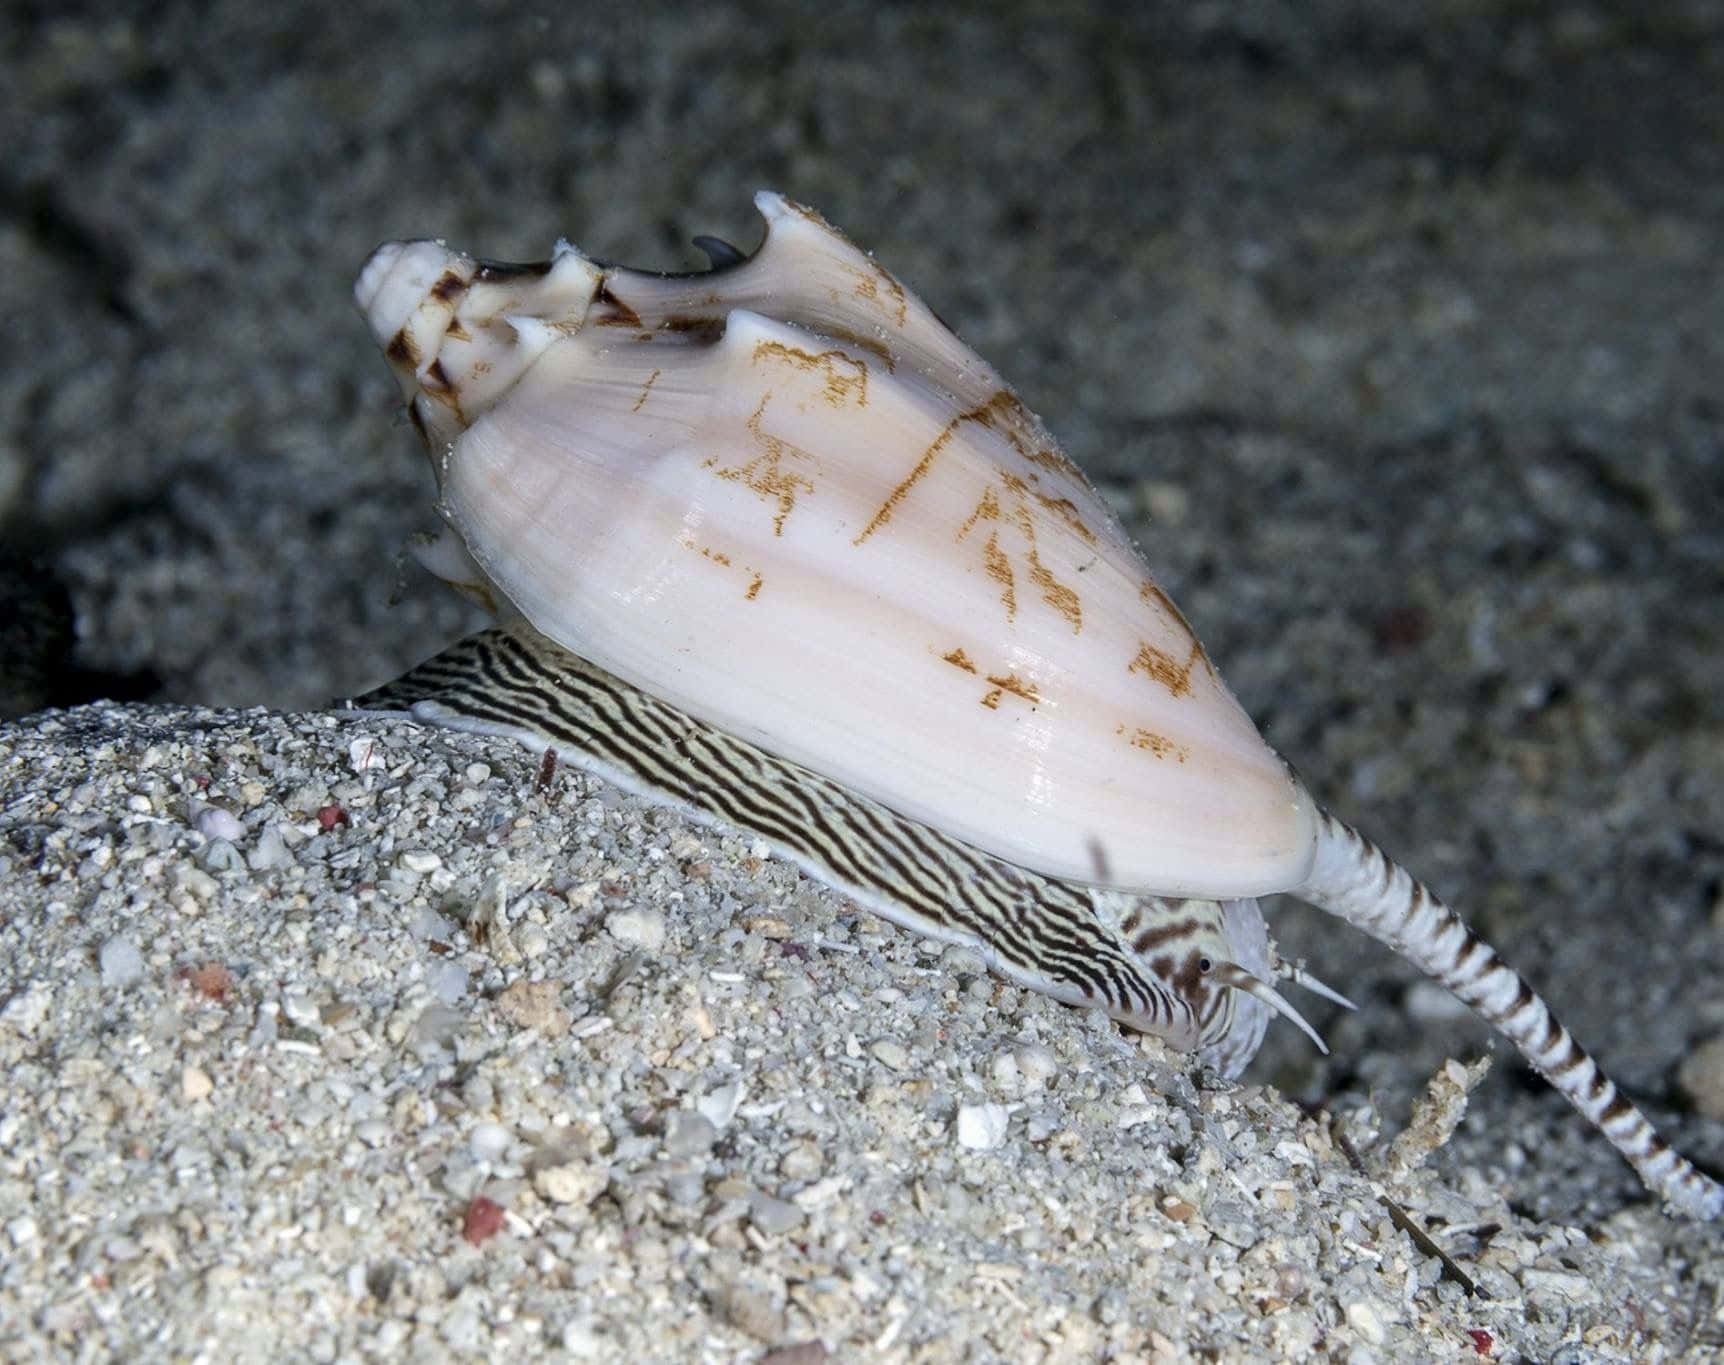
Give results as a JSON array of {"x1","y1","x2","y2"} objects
[
  {"x1": 657, "y1": 315, "x2": 728, "y2": 344},
  {"x1": 1129, "y1": 639, "x2": 1208, "y2": 700},
  {"x1": 430, "y1": 270, "x2": 469, "y2": 304},
  {"x1": 698, "y1": 395, "x2": 818, "y2": 536},
  {"x1": 948, "y1": 472, "x2": 1084, "y2": 630},
  {"x1": 593, "y1": 280, "x2": 643, "y2": 329},
  {"x1": 853, "y1": 409, "x2": 967, "y2": 545},
  {"x1": 678, "y1": 530, "x2": 765, "y2": 600},
  {"x1": 820, "y1": 325, "x2": 896, "y2": 370},
  {"x1": 417, "y1": 357, "x2": 465, "y2": 427},
  {"x1": 750, "y1": 340, "x2": 869, "y2": 407},
  {"x1": 386, "y1": 329, "x2": 418, "y2": 369},
  {"x1": 1025, "y1": 549, "x2": 1081, "y2": 632},
  {"x1": 939, "y1": 646, "x2": 1038, "y2": 711},
  {"x1": 857, "y1": 392, "x2": 1086, "y2": 549},
  {"x1": 842, "y1": 260, "x2": 910, "y2": 329},
  {"x1": 970, "y1": 390, "x2": 1090, "y2": 487},
  {"x1": 981, "y1": 533, "x2": 1016, "y2": 620},
  {"x1": 1117, "y1": 724, "x2": 1191, "y2": 762},
  {"x1": 1138, "y1": 580, "x2": 1206, "y2": 655},
  {"x1": 631, "y1": 368, "x2": 661, "y2": 413},
  {"x1": 986, "y1": 672, "x2": 1034, "y2": 703},
  {"x1": 443, "y1": 574, "x2": 507, "y2": 617},
  {"x1": 1033, "y1": 491, "x2": 1097, "y2": 546}
]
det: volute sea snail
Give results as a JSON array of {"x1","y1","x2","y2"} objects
[{"x1": 350, "y1": 192, "x2": 1720, "y2": 1219}]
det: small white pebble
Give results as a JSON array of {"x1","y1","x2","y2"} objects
[
  {"x1": 663, "y1": 1111, "x2": 718, "y2": 1158},
  {"x1": 695, "y1": 1082, "x2": 743, "y2": 1130},
  {"x1": 193, "y1": 806, "x2": 244, "y2": 841},
  {"x1": 463, "y1": 762, "x2": 492, "y2": 784},
  {"x1": 409, "y1": 907, "x2": 455, "y2": 942},
  {"x1": 427, "y1": 962, "x2": 469, "y2": 1004},
  {"x1": 956, "y1": 1102, "x2": 1010, "y2": 1150},
  {"x1": 1344, "y1": 1301, "x2": 1386, "y2": 1346},
  {"x1": 125, "y1": 793, "x2": 153, "y2": 814},
  {"x1": 99, "y1": 936, "x2": 145, "y2": 987},
  {"x1": 870, "y1": 1040, "x2": 909, "y2": 1072},
  {"x1": 748, "y1": 1193, "x2": 804, "y2": 1237},
  {"x1": 180, "y1": 1066, "x2": 213, "y2": 1101},
  {"x1": 199, "y1": 839, "x2": 244, "y2": 873},
  {"x1": 790, "y1": 1176, "x2": 847, "y2": 1209},
  {"x1": 247, "y1": 824, "x2": 295, "y2": 871},
  {"x1": 354, "y1": 1120, "x2": 391, "y2": 1149},
  {"x1": 779, "y1": 1144, "x2": 824, "y2": 1182},
  {"x1": 533, "y1": 1159, "x2": 608, "y2": 1206},
  {"x1": 348, "y1": 738, "x2": 388, "y2": 772},
  {"x1": 469, "y1": 1122, "x2": 511, "y2": 1162},
  {"x1": 410, "y1": 1004, "x2": 465, "y2": 1055},
  {"x1": 1013, "y1": 1042, "x2": 1058, "y2": 1087},
  {"x1": 176, "y1": 865, "x2": 220, "y2": 902},
  {"x1": 606, "y1": 907, "x2": 666, "y2": 949},
  {"x1": 397, "y1": 850, "x2": 442, "y2": 874}
]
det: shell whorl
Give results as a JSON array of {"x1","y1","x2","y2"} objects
[
  {"x1": 353, "y1": 621, "x2": 1282, "y2": 1076},
  {"x1": 352, "y1": 193, "x2": 1319, "y2": 901}
]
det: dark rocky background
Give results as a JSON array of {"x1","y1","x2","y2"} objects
[{"x1": 5, "y1": 0, "x2": 1722, "y2": 1240}]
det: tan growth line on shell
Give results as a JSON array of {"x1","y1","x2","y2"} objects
[
  {"x1": 845, "y1": 262, "x2": 909, "y2": 329},
  {"x1": 953, "y1": 474, "x2": 1083, "y2": 632},
  {"x1": 1139, "y1": 580, "x2": 1203, "y2": 648},
  {"x1": 702, "y1": 395, "x2": 819, "y2": 536},
  {"x1": 852, "y1": 411, "x2": 969, "y2": 545},
  {"x1": 1026, "y1": 549, "x2": 1081, "y2": 631},
  {"x1": 821, "y1": 326, "x2": 896, "y2": 370},
  {"x1": 972, "y1": 390, "x2": 1090, "y2": 487},
  {"x1": 1118, "y1": 724, "x2": 1191, "y2": 762},
  {"x1": 630, "y1": 368, "x2": 661, "y2": 413},
  {"x1": 677, "y1": 531, "x2": 765, "y2": 600},
  {"x1": 1034, "y1": 491, "x2": 1097, "y2": 546},
  {"x1": 1129, "y1": 640, "x2": 1208, "y2": 699},
  {"x1": 982, "y1": 533, "x2": 1016, "y2": 620},
  {"x1": 751, "y1": 340, "x2": 869, "y2": 407},
  {"x1": 980, "y1": 672, "x2": 1041, "y2": 711}
]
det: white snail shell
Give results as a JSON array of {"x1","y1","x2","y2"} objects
[{"x1": 352, "y1": 193, "x2": 1720, "y2": 1219}]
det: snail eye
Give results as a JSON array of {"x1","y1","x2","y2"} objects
[{"x1": 1198, "y1": 957, "x2": 1214, "y2": 974}]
